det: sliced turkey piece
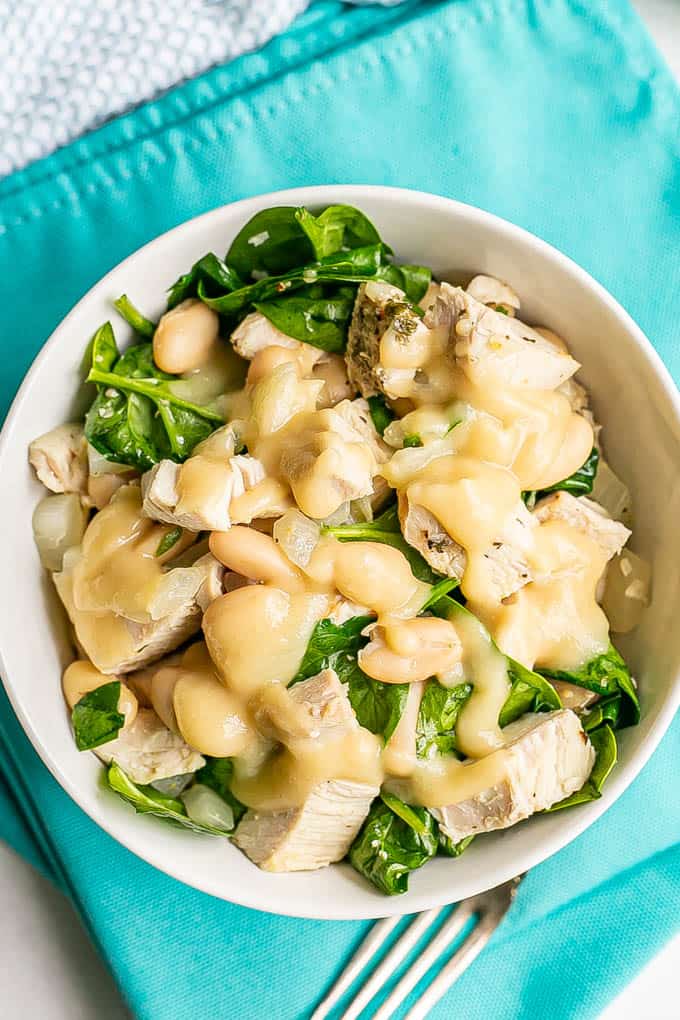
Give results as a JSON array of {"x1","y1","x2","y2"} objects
[
  {"x1": 233, "y1": 669, "x2": 379, "y2": 872},
  {"x1": 253, "y1": 668, "x2": 358, "y2": 746},
  {"x1": 231, "y1": 311, "x2": 320, "y2": 361},
  {"x1": 466, "y1": 274, "x2": 520, "y2": 312},
  {"x1": 346, "y1": 280, "x2": 423, "y2": 398},
  {"x1": 432, "y1": 283, "x2": 580, "y2": 390},
  {"x1": 532, "y1": 492, "x2": 631, "y2": 562},
  {"x1": 430, "y1": 709, "x2": 595, "y2": 843},
  {"x1": 96, "y1": 708, "x2": 204, "y2": 785},
  {"x1": 399, "y1": 493, "x2": 535, "y2": 599},
  {"x1": 54, "y1": 552, "x2": 223, "y2": 674},
  {"x1": 29, "y1": 423, "x2": 89, "y2": 495},
  {"x1": 142, "y1": 454, "x2": 266, "y2": 532}
]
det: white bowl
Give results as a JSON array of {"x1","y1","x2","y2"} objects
[{"x1": 1, "y1": 185, "x2": 679, "y2": 920}]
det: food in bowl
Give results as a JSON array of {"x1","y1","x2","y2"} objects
[{"x1": 27, "y1": 203, "x2": 650, "y2": 895}]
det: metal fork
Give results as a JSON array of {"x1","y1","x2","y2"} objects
[{"x1": 311, "y1": 875, "x2": 522, "y2": 1020}]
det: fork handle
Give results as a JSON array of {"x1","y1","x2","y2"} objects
[{"x1": 403, "y1": 910, "x2": 501, "y2": 1020}]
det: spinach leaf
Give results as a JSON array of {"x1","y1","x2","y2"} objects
[
  {"x1": 291, "y1": 615, "x2": 373, "y2": 685},
  {"x1": 168, "y1": 253, "x2": 244, "y2": 309},
  {"x1": 499, "y1": 657, "x2": 562, "y2": 727},
  {"x1": 226, "y1": 207, "x2": 316, "y2": 279},
  {"x1": 107, "y1": 763, "x2": 233, "y2": 835},
  {"x1": 403, "y1": 434, "x2": 423, "y2": 448},
  {"x1": 437, "y1": 831, "x2": 474, "y2": 857},
  {"x1": 195, "y1": 757, "x2": 246, "y2": 826},
  {"x1": 254, "y1": 289, "x2": 354, "y2": 353},
  {"x1": 296, "y1": 205, "x2": 381, "y2": 260},
  {"x1": 416, "y1": 680, "x2": 472, "y2": 759},
  {"x1": 379, "y1": 262, "x2": 432, "y2": 303},
  {"x1": 582, "y1": 694, "x2": 625, "y2": 733},
  {"x1": 546, "y1": 725, "x2": 617, "y2": 811},
  {"x1": 155, "y1": 527, "x2": 183, "y2": 557},
  {"x1": 322, "y1": 504, "x2": 455, "y2": 586},
  {"x1": 84, "y1": 323, "x2": 223, "y2": 471},
  {"x1": 290, "y1": 614, "x2": 407, "y2": 742},
  {"x1": 346, "y1": 664, "x2": 409, "y2": 744},
  {"x1": 524, "y1": 447, "x2": 600, "y2": 507},
  {"x1": 114, "y1": 294, "x2": 156, "y2": 339},
  {"x1": 367, "y1": 394, "x2": 395, "y2": 436},
  {"x1": 72, "y1": 681, "x2": 124, "y2": 751},
  {"x1": 539, "y1": 644, "x2": 639, "y2": 726},
  {"x1": 349, "y1": 793, "x2": 438, "y2": 895}
]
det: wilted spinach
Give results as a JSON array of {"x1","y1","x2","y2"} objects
[
  {"x1": 367, "y1": 394, "x2": 395, "y2": 436},
  {"x1": 349, "y1": 792, "x2": 438, "y2": 895},
  {"x1": 254, "y1": 288, "x2": 355, "y2": 353},
  {"x1": 523, "y1": 447, "x2": 599, "y2": 508},
  {"x1": 84, "y1": 322, "x2": 223, "y2": 471},
  {"x1": 437, "y1": 831, "x2": 474, "y2": 858},
  {"x1": 290, "y1": 614, "x2": 407, "y2": 742},
  {"x1": 547, "y1": 725, "x2": 618, "y2": 811},
  {"x1": 72, "y1": 681, "x2": 124, "y2": 751},
  {"x1": 322, "y1": 504, "x2": 458, "y2": 587},
  {"x1": 296, "y1": 205, "x2": 381, "y2": 260},
  {"x1": 113, "y1": 294, "x2": 156, "y2": 339},
  {"x1": 168, "y1": 252, "x2": 244, "y2": 308},
  {"x1": 107, "y1": 764, "x2": 233, "y2": 835},
  {"x1": 415, "y1": 681, "x2": 472, "y2": 759},
  {"x1": 539, "y1": 644, "x2": 639, "y2": 726}
]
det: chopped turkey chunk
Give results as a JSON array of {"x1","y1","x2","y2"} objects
[
  {"x1": 430, "y1": 710, "x2": 595, "y2": 843},
  {"x1": 142, "y1": 454, "x2": 266, "y2": 532},
  {"x1": 233, "y1": 670, "x2": 379, "y2": 872},
  {"x1": 533, "y1": 492, "x2": 631, "y2": 562},
  {"x1": 96, "y1": 708, "x2": 204, "y2": 784},
  {"x1": 230, "y1": 310, "x2": 304, "y2": 359},
  {"x1": 346, "y1": 280, "x2": 424, "y2": 398},
  {"x1": 29, "y1": 424, "x2": 88, "y2": 495},
  {"x1": 434, "y1": 283, "x2": 580, "y2": 390},
  {"x1": 54, "y1": 552, "x2": 223, "y2": 674},
  {"x1": 466, "y1": 274, "x2": 520, "y2": 312},
  {"x1": 399, "y1": 494, "x2": 536, "y2": 599}
]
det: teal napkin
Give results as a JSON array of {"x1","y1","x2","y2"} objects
[{"x1": 1, "y1": 1, "x2": 679, "y2": 1017}]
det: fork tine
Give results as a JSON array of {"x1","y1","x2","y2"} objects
[
  {"x1": 339, "y1": 907, "x2": 443, "y2": 1020},
  {"x1": 369, "y1": 901, "x2": 476, "y2": 1020},
  {"x1": 310, "y1": 915, "x2": 401, "y2": 1020}
]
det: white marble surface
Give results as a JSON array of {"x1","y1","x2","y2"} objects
[{"x1": 1, "y1": 2, "x2": 678, "y2": 1017}]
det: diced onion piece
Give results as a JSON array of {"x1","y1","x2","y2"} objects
[
  {"x1": 151, "y1": 774, "x2": 194, "y2": 797},
  {"x1": 350, "y1": 496, "x2": 374, "y2": 523},
  {"x1": 273, "y1": 509, "x2": 320, "y2": 568},
  {"x1": 181, "y1": 783, "x2": 234, "y2": 832},
  {"x1": 381, "y1": 434, "x2": 458, "y2": 488},
  {"x1": 148, "y1": 567, "x2": 203, "y2": 621},
  {"x1": 32, "y1": 493, "x2": 88, "y2": 572},
  {"x1": 602, "y1": 549, "x2": 650, "y2": 633},
  {"x1": 87, "y1": 443, "x2": 130, "y2": 477},
  {"x1": 169, "y1": 344, "x2": 247, "y2": 405},
  {"x1": 591, "y1": 458, "x2": 633, "y2": 526}
]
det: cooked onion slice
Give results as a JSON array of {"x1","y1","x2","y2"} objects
[
  {"x1": 602, "y1": 549, "x2": 650, "y2": 633},
  {"x1": 591, "y1": 457, "x2": 633, "y2": 526},
  {"x1": 32, "y1": 493, "x2": 88, "y2": 572},
  {"x1": 181, "y1": 784, "x2": 234, "y2": 832},
  {"x1": 273, "y1": 509, "x2": 320, "y2": 568}
]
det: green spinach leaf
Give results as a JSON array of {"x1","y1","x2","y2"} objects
[
  {"x1": 168, "y1": 253, "x2": 244, "y2": 309},
  {"x1": 295, "y1": 205, "x2": 381, "y2": 260},
  {"x1": 403, "y1": 434, "x2": 423, "y2": 448},
  {"x1": 546, "y1": 725, "x2": 617, "y2": 811},
  {"x1": 290, "y1": 614, "x2": 407, "y2": 742},
  {"x1": 378, "y1": 262, "x2": 431, "y2": 303},
  {"x1": 114, "y1": 294, "x2": 156, "y2": 339},
  {"x1": 416, "y1": 680, "x2": 472, "y2": 759},
  {"x1": 195, "y1": 757, "x2": 246, "y2": 826},
  {"x1": 367, "y1": 394, "x2": 395, "y2": 436},
  {"x1": 437, "y1": 831, "x2": 474, "y2": 857},
  {"x1": 107, "y1": 763, "x2": 233, "y2": 835},
  {"x1": 84, "y1": 323, "x2": 223, "y2": 471},
  {"x1": 499, "y1": 657, "x2": 562, "y2": 727},
  {"x1": 322, "y1": 504, "x2": 456, "y2": 586},
  {"x1": 349, "y1": 793, "x2": 438, "y2": 895},
  {"x1": 254, "y1": 290, "x2": 354, "y2": 353},
  {"x1": 524, "y1": 447, "x2": 600, "y2": 507},
  {"x1": 72, "y1": 681, "x2": 125, "y2": 751},
  {"x1": 226, "y1": 207, "x2": 316, "y2": 279},
  {"x1": 538, "y1": 644, "x2": 639, "y2": 726}
]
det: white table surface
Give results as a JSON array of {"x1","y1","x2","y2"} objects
[{"x1": 2, "y1": 2, "x2": 679, "y2": 1017}]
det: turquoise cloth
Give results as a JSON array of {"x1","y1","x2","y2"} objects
[{"x1": 0, "y1": 0, "x2": 679, "y2": 1017}]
